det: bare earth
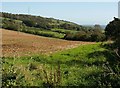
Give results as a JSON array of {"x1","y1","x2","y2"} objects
[{"x1": 1, "y1": 29, "x2": 95, "y2": 57}]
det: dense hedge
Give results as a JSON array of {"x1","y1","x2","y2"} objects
[{"x1": 64, "y1": 30, "x2": 105, "y2": 42}]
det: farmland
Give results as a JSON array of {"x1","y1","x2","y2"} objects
[
  {"x1": 2, "y1": 29, "x2": 120, "y2": 87},
  {"x1": 1, "y1": 12, "x2": 120, "y2": 87},
  {"x1": 2, "y1": 29, "x2": 95, "y2": 57}
]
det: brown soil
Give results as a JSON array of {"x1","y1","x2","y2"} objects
[{"x1": 1, "y1": 29, "x2": 95, "y2": 57}]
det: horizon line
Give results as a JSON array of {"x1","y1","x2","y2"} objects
[{"x1": 1, "y1": 11, "x2": 111, "y2": 25}]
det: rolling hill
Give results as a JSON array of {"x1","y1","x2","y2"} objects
[{"x1": 0, "y1": 12, "x2": 105, "y2": 42}]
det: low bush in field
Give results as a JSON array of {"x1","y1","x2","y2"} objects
[{"x1": 2, "y1": 60, "x2": 27, "y2": 87}]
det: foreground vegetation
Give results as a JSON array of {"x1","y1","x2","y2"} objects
[
  {"x1": 2, "y1": 43, "x2": 120, "y2": 87},
  {"x1": 105, "y1": 17, "x2": 120, "y2": 56}
]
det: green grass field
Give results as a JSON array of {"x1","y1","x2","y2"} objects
[{"x1": 2, "y1": 43, "x2": 120, "y2": 87}]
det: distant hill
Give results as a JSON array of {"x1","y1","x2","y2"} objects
[
  {"x1": 0, "y1": 12, "x2": 105, "y2": 42},
  {"x1": 0, "y1": 12, "x2": 84, "y2": 31},
  {"x1": 83, "y1": 25, "x2": 106, "y2": 29},
  {"x1": 101, "y1": 25, "x2": 106, "y2": 29}
]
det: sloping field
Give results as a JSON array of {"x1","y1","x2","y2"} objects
[{"x1": 2, "y1": 29, "x2": 95, "y2": 57}]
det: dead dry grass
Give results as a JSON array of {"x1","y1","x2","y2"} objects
[{"x1": 2, "y1": 29, "x2": 95, "y2": 57}]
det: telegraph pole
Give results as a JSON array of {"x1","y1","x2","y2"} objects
[
  {"x1": 28, "y1": 7, "x2": 30, "y2": 15},
  {"x1": 118, "y1": 1, "x2": 120, "y2": 18}
]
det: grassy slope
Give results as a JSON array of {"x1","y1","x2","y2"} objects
[{"x1": 3, "y1": 43, "x2": 120, "y2": 87}]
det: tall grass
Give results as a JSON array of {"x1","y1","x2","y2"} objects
[{"x1": 2, "y1": 43, "x2": 120, "y2": 87}]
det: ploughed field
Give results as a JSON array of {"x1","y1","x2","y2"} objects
[{"x1": 2, "y1": 29, "x2": 95, "y2": 57}]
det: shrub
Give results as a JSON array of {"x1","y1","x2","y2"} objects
[
  {"x1": 41, "y1": 63, "x2": 61, "y2": 87},
  {"x1": 64, "y1": 30, "x2": 105, "y2": 42},
  {"x1": 105, "y1": 17, "x2": 120, "y2": 56},
  {"x1": 22, "y1": 20, "x2": 35, "y2": 27}
]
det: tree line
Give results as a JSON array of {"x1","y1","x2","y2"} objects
[{"x1": 1, "y1": 12, "x2": 105, "y2": 42}]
